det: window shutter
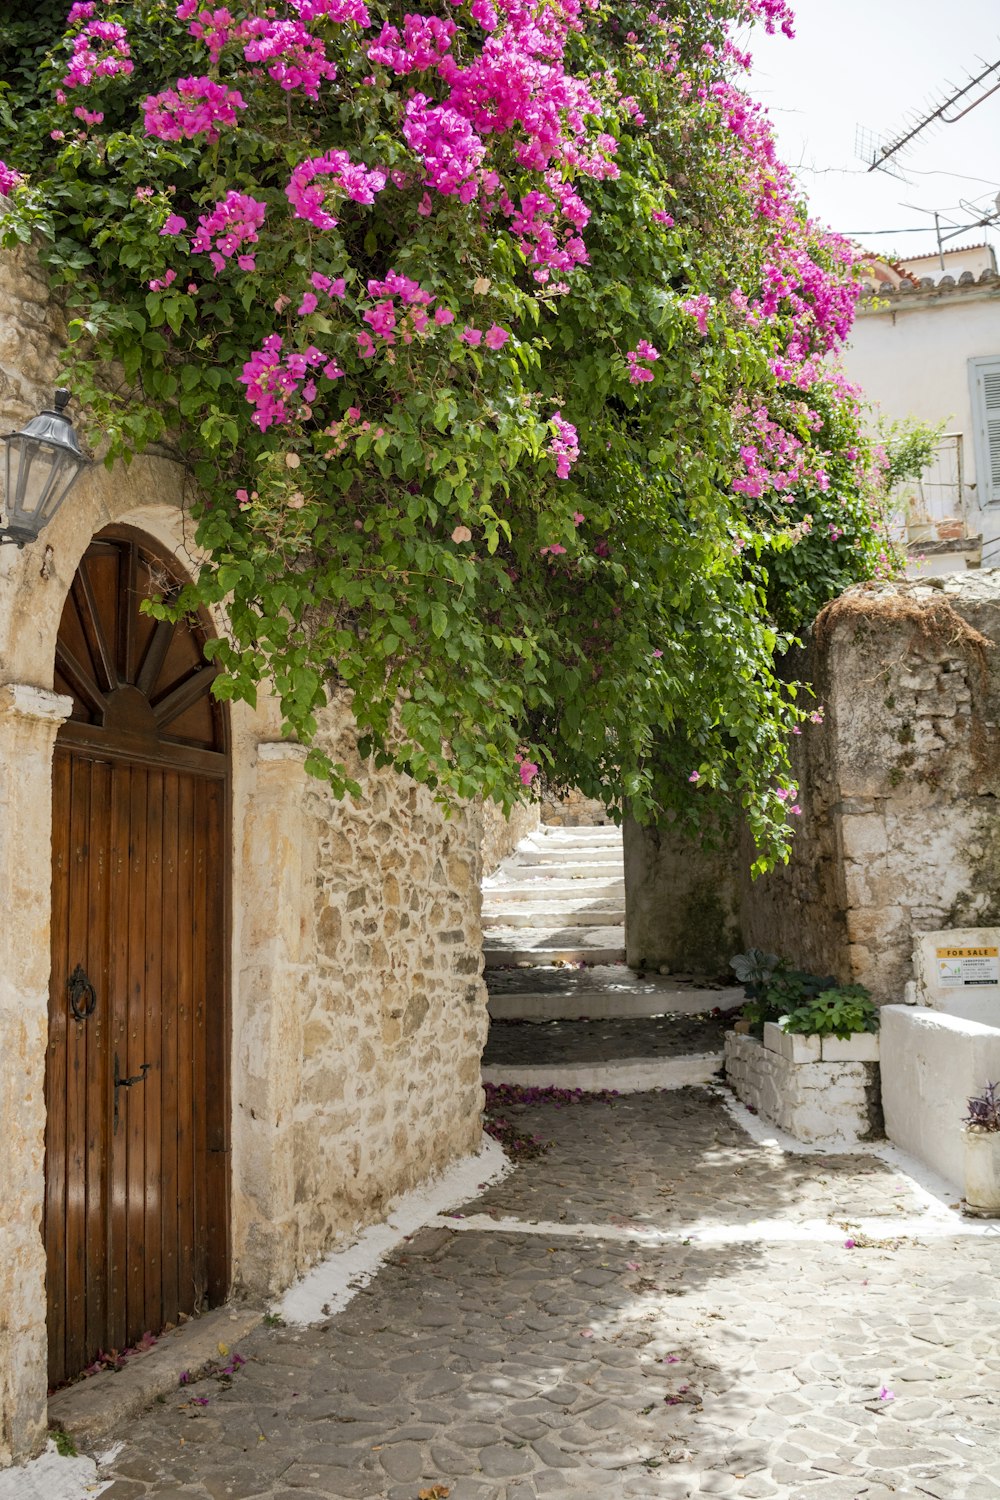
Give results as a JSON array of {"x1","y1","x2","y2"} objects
[{"x1": 969, "y1": 357, "x2": 1000, "y2": 504}]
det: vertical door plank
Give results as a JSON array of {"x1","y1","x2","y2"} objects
[
  {"x1": 83, "y1": 757, "x2": 111, "y2": 1366},
  {"x1": 142, "y1": 769, "x2": 163, "y2": 1339},
  {"x1": 204, "y1": 780, "x2": 229, "y2": 1304},
  {"x1": 159, "y1": 770, "x2": 180, "y2": 1329},
  {"x1": 64, "y1": 756, "x2": 92, "y2": 1379},
  {"x1": 191, "y1": 779, "x2": 210, "y2": 1310},
  {"x1": 125, "y1": 766, "x2": 148, "y2": 1348},
  {"x1": 46, "y1": 751, "x2": 72, "y2": 1389},
  {"x1": 106, "y1": 762, "x2": 132, "y2": 1354},
  {"x1": 175, "y1": 774, "x2": 196, "y2": 1316}
]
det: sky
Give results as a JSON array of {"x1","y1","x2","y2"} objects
[{"x1": 748, "y1": 0, "x2": 1000, "y2": 266}]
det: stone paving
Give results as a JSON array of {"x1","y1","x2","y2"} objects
[
  {"x1": 91, "y1": 1087, "x2": 1000, "y2": 1500},
  {"x1": 482, "y1": 1016, "x2": 733, "y2": 1068}
]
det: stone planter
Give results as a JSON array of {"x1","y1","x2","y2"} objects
[
  {"x1": 762, "y1": 1019, "x2": 879, "y2": 1064},
  {"x1": 963, "y1": 1129, "x2": 1000, "y2": 1217},
  {"x1": 725, "y1": 1027, "x2": 883, "y2": 1146}
]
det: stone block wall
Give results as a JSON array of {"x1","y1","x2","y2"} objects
[
  {"x1": 296, "y1": 704, "x2": 488, "y2": 1266},
  {"x1": 479, "y1": 797, "x2": 541, "y2": 875},
  {"x1": 724, "y1": 1032, "x2": 883, "y2": 1144},
  {"x1": 743, "y1": 580, "x2": 1000, "y2": 1000},
  {"x1": 541, "y1": 786, "x2": 612, "y2": 826}
]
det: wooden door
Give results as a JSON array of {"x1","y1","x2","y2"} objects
[{"x1": 45, "y1": 531, "x2": 229, "y2": 1389}]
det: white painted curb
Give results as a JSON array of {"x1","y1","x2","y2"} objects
[
  {"x1": 279, "y1": 1136, "x2": 511, "y2": 1325},
  {"x1": 482, "y1": 1052, "x2": 724, "y2": 1092}
]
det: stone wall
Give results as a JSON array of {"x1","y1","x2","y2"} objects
[
  {"x1": 739, "y1": 641, "x2": 849, "y2": 985},
  {"x1": 743, "y1": 579, "x2": 1000, "y2": 1000},
  {"x1": 541, "y1": 786, "x2": 612, "y2": 826},
  {"x1": 296, "y1": 706, "x2": 487, "y2": 1267},
  {"x1": 479, "y1": 797, "x2": 541, "y2": 875},
  {"x1": 624, "y1": 818, "x2": 741, "y2": 975}
]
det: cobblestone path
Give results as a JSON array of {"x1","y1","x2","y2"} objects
[{"x1": 94, "y1": 1087, "x2": 1000, "y2": 1500}]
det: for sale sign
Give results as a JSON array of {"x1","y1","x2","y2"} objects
[{"x1": 935, "y1": 946, "x2": 1000, "y2": 988}]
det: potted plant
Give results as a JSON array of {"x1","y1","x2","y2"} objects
[{"x1": 963, "y1": 1082, "x2": 1000, "y2": 1218}]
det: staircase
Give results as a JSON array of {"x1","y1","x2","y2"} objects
[
  {"x1": 481, "y1": 822, "x2": 745, "y2": 1091},
  {"x1": 482, "y1": 823, "x2": 626, "y2": 968}
]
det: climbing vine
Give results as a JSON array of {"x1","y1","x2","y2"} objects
[{"x1": 0, "y1": 0, "x2": 896, "y2": 869}]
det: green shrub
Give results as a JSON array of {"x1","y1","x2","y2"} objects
[
  {"x1": 730, "y1": 950, "x2": 837, "y2": 1032},
  {"x1": 782, "y1": 985, "x2": 879, "y2": 1040}
]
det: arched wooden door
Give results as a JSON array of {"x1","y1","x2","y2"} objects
[{"x1": 45, "y1": 529, "x2": 230, "y2": 1388}]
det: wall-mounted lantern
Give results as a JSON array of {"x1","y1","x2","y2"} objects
[{"x1": 1, "y1": 388, "x2": 91, "y2": 548}]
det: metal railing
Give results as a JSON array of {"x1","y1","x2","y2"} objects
[{"x1": 891, "y1": 432, "x2": 975, "y2": 543}]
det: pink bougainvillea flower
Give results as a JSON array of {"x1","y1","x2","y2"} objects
[
  {"x1": 484, "y1": 324, "x2": 510, "y2": 349},
  {"x1": 843, "y1": 1238, "x2": 856, "y2": 1249},
  {"x1": 548, "y1": 411, "x2": 579, "y2": 479},
  {"x1": 144, "y1": 77, "x2": 245, "y2": 143},
  {"x1": 460, "y1": 326, "x2": 483, "y2": 346},
  {"x1": 652, "y1": 648, "x2": 663, "y2": 658},
  {"x1": 626, "y1": 340, "x2": 659, "y2": 384},
  {"x1": 688, "y1": 771, "x2": 700, "y2": 783},
  {"x1": 518, "y1": 759, "x2": 539, "y2": 786},
  {"x1": 878, "y1": 1386, "x2": 895, "y2": 1402},
  {"x1": 286, "y1": 150, "x2": 386, "y2": 230},
  {"x1": 310, "y1": 271, "x2": 347, "y2": 299},
  {"x1": 434, "y1": 306, "x2": 455, "y2": 326}
]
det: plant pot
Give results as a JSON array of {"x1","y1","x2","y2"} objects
[{"x1": 963, "y1": 1128, "x2": 1000, "y2": 1217}]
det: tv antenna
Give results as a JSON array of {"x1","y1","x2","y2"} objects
[
  {"x1": 899, "y1": 193, "x2": 1000, "y2": 271},
  {"x1": 861, "y1": 51, "x2": 1000, "y2": 174}
]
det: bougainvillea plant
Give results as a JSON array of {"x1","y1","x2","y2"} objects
[{"x1": 0, "y1": 0, "x2": 897, "y2": 870}]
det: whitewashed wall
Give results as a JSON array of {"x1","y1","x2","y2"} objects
[{"x1": 843, "y1": 279, "x2": 1000, "y2": 555}]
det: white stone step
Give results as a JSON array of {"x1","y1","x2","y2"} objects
[
  {"x1": 518, "y1": 845, "x2": 622, "y2": 865},
  {"x1": 487, "y1": 982, "x2": 745, "y2": 1021},
  {"x1": 527, "y1": 828, "x2": 620, "y2": 840},
  {"x1": 483, "y1": 879, "x2": 625, "y2": 902},
  {"x1": 481, "y1": 1053, "x2": 724, "y2": 1092},
  {"x1": 481, "y1": 903, "x2": 625, "y2": 929},
  {"x1": 506, "y1": 860, "x2": 624, "y2": 880},
  {"x1": 483, "y1": 926, "x2": 627, "y2": 967}
]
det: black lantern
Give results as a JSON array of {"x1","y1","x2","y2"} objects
[{"x1": 1, "y1": 389, "x2": 90, "y2": 547}]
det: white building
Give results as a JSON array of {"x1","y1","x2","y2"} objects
[{"x1": 844, "y1": 243, "x2": 1000, "y2": 576}]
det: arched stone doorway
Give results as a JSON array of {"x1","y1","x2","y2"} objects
[{"x1": 44, "y1": 527, "x2": 230, "y2": 1387}]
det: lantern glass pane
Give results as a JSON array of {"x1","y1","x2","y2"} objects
[{"x1": 4, "y1": 436, "x2": 82, "y2": 538}]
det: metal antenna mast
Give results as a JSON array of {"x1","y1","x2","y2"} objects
[{"x1": 864, "y1": 52, "x2": 1000, "y2": 174}]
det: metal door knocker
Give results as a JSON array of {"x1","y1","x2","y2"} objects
[{"x1": 67, "y1": 964, "x2": 97, "y2": 1022}]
